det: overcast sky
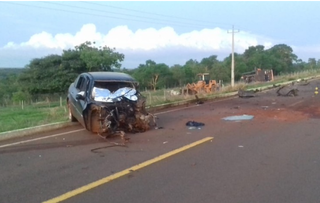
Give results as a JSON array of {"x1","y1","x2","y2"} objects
[{"x1": 1, "y1": 1, "x2": 320, "y2": 69}]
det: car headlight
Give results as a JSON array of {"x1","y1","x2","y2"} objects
[{"x1": 130, "y1": 95, "x2": 138, "y2": 101}]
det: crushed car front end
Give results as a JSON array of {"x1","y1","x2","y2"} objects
[{"x1": 83, "y1": 79, "x2": 156, "y2": 138}]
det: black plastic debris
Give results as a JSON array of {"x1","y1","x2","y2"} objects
[
  {"x1": 186, "y1": 121, "x2": 205, "y2": 127},
  {"x1": 238, "y1": 89, "x2": 256, "y2": 98}
]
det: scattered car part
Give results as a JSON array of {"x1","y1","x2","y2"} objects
[
  {"x1": 222, "y1": 115, "x2": 254, "y2": 121},
  {"x1": 276, "y1": 85, "x2": 299, "y2": 97},
  {"x1": 238, "y1": 89, "x2": 256, "y2": 98},
  {"x1": 241, "y1": 68, "x2": 274, "y2": 83}
]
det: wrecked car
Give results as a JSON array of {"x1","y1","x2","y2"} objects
[{"x1": 67, "y1": 72, "x2": 156, "y2": 138}]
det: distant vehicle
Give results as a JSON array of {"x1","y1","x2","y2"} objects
[
  {"x1": 183, "y1": 73, "x2": 221, "y2": 95},
  {"x1": 67, "y1": 72, "x2": 156, "y2": 138},
  {"x1": 241, "y1": 68, "x2": 274, "y2": 83}
]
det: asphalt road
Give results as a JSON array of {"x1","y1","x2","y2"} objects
[{"x1": 1, "y1": 79, "x2": 320, "y2": 203}]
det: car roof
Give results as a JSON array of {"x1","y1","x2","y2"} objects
[{"x1": 87, "y1": 72, "x2": 137, "y2": 82}]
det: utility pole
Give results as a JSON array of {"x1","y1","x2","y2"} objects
[{"x1": 228, "y1": 25, "x2": 239, "y2": 87}]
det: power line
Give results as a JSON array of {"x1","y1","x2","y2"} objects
[
  {"x1": 80, "y1": 1, "x2": 231, "y2": 27},
  {"x1": 1, "y1": 1, "x2": 232, "y2": 30},
  {"x1": 43, "y1": 1, "x2": 215, "y2": 28}
]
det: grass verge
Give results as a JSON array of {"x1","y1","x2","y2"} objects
[{"x1": 0, "y1": 102, "x2": 68, "y2": 133}]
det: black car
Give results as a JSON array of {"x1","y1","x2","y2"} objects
[{"x1": 67, "y1": 72, "x2": 156, "y2": 137}]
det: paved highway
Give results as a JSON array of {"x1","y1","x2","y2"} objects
[{"x1": 1, "y1": 79, "x2": 320, "y2": 203}]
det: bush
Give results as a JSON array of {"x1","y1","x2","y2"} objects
[{"x1": 12, "y1": 91, "x2": 32, "y2": 103}]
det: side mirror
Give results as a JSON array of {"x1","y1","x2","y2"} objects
[{"x1": 76, "y1": 91, "x2": 85, "y2": 100}]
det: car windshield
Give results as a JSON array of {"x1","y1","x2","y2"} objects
[
  {"x1": 92, "y1": 81, "x2": 137, "y2": 102},
  {"x1": 93, "y1": 81, "x2": 135, "y2": 92}
]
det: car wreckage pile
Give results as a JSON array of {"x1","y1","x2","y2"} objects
[
  {"x1": 67, "y1": 72, "x2": 158, "y2": 142},
  {"x1": 91, "y1": 87, "x2": 157, "y2": 139}
]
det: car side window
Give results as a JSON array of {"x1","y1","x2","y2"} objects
[
  {"x1": 73, "y1": 76, "x2": 80, "y2": 88},
  {"x1": 79, "y1": 77, "x2": 88, "y2": 92},
  {"x1": 76, "y1": 76, "x2": 85, "y2": 90}
]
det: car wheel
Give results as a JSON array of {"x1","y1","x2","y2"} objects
[
  {"x1": 67, "y1": 101, "x2": 77, "y2": 122},
  {"x1": 91, "y1": 111, "x2": 100, "y2": 133}
]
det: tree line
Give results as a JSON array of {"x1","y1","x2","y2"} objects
[{"x1": 0, "y1": 41, "x2": 320, "y2": 105}]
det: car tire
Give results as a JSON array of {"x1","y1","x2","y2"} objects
[
  {"x1": 67, "y1": 101, "x2": 77, "y2": 122},
  {"x1": 91, "y1": 111, "x2": 100, "y2": 133}
]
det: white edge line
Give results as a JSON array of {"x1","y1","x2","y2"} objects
[
  {"x1": 0, "y1": 129, "x2": 85, "y2": 149},
  {"x1": 0, "y1": 121, "x2": 70, "y2": 135}
]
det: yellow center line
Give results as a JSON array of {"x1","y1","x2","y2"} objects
[{"x1": 43, "y1": 136, "x2": 214, "y2": 203}]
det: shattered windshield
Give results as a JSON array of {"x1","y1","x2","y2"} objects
[{"x1": 92, "y1": 81, "x2": 137, "y2": 102}]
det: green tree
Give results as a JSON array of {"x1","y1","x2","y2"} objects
[
  {"x1": 170, "y1": 64, "x2": 186, "y2": 87},
  {"x1": 18, "y1": 41, "x2": 125, "y2": 95},
  {"x1": 243, "y1": 45, "x2": 267, "y2": 70},
  {"x1": 200, "y1": 55, "x2": 219, "y2": 71},
  {"x1": 132, "y1": 60, "x2": 171, "y2": 91},
  {"x1": 266, "y1": 44, "x2": 298, "y2": 75},
  {"x1": 182, "y1": 59, "x2": 204, "y2": 83},
  {"x1": 0, "y1": 72, "x2": 21, "y2": 105},
  {"x1": 19, "y1": 55, "x2": 63, "y2": 94},
  {"x1": 307, "y1": 58, "x2": 317, "y2": 69},
  {"x1": 76, "y1": 41, "x2": 125, "y2": 71}
]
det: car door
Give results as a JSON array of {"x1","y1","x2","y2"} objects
[
  {"x1": 72, "y1": 75, "x2": 89, "y2": 127},
  {"x1": 68, "y1": 76, "x2": 80, "y2": 120}
]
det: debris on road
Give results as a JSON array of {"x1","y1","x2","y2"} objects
[
  {"x1": 222, "y1": 115, "x2": 254, "y2": 121},
  {"x1": 195, "y1": 95, "x2": 204, "y2": 105},
  {"x1": 238, "y1": 89, "x2": 256, "y2": 98},
  {"x1": 188, "y1": 126, "x2": 202, "y2": 130},
  {"x1": 186, "y1": 121, "x2": 205, "y2": 127},
  {"x1": 294, "y1": 78, "x2": 310, "y2": 86},
  {"x1": 276, "y1": 85, "x2": 299, "y2": 97},
  {"x1": 186, "y1": 121, "x2": 205, "y2": 130},
  {"x1": 90, "y1": 142, "x2": 127, "y2": 153},
  {"x1": 261, "y1": 106, "x2": 269, "y2": 110}
]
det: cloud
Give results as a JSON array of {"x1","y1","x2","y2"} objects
[{"x1": 1, "y1": 23, "x2": 278, "y2": 68}]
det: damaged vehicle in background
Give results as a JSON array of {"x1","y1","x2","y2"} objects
[{"x1": 67, "y1": 72, "x2": 156, "y2": 138}]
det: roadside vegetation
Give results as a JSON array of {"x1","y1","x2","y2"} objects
[
  {"x1": 0, "y1": 102, "x2": 67, "y2": 133},
  {"x1": 1, "y1": 41, "x2": 320, "y2": 133}
]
